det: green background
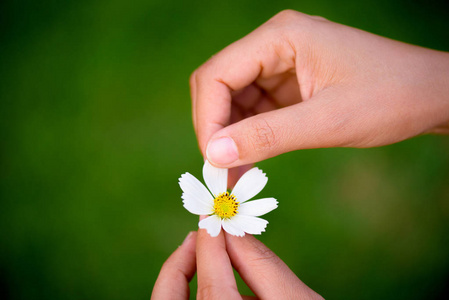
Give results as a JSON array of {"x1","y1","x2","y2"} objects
[{"x1": 1, "y1": 0, "x2": 449, "y2": 299}]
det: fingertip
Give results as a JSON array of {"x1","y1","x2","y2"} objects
[
  {"x1": 206, "y1": 136, "x2": 239, "y2": 166},
  {"x1": 181, "y1": 231, "x2": 197, "y2": 247}
]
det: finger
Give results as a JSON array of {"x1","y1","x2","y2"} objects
[
  {"x1": 206, "y1": 88, "x2": 356, "y2": 168},
  {"x1": 225, "y1": 233, "x2": 324, "y2": 300},
  {"x1": 196, "y1": 219, "x2": 241, "y2": 299},
  {"x1": 151, "y1": 232, "x2": 197, "y2": 300},
  {"x1": 190, "y1": 70, "x2": 198, "y2": 134},
  {"x1": 192, "y1": 11, "x2": 299, "y2": 156}
]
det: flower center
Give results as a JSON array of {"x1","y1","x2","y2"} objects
[{"x1": 213, "y1": 192, "x2": 239, "y2": 219}]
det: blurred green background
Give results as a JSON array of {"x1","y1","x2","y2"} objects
[{"x1": 1, "y1": 0, "x2": 449, "y2": 299}]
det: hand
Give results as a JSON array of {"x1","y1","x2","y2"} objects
[
  {"x1": 151, "y1": 230, "x2": 323, "y2": 299},
  {"x1": 151, "y1": 232, "x2": 197, "y2": 299},
  {"x1": 190, "y1": 10, "x2": 449, "y2": 182}
]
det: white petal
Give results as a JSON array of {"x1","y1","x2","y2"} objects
[
  {"x1": 198, "y1": 215, "x2": 222, "y2": 237},
  {"x1": 222, "y1": 218, "x2": 245, "y2": 237},
  {"x1": 182, "y1": 193, "x2": 214, "y2": 215},
  {"x1": 203, "y1": 160, "x2": 227, "y2": 197},
  {"x1": 231, "y1": 167, "x2": 267, "y2": 203},
  {"x1": 238, "y1": 198, "x2": 278, "y2": 217},
  {"x1": 231, "y1": 215, "x2": 268, "y2": 235},
  {"x1": 179, "y1": 172, "x2": 214, "y2": 207}
]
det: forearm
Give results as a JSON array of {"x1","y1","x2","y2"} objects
[{"x1": 421, "y1": 49, "x2": 449, "y2": 135}]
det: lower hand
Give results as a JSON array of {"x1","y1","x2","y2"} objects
[{"x1": 151, "y1": 230, "x2": 323, "y2": 299}]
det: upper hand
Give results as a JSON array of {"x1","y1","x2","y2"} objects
[{"x1": 190, "y1": 10, "x2": 449, "y2": 175}]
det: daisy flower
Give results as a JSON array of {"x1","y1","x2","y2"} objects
[{"x1": 178, "y1": 160, "x2": 278, "y2": 237}]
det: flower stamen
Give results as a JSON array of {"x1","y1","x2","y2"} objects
[{"x1": 213, "y1": 192, "x2": 239, "y2": 219}]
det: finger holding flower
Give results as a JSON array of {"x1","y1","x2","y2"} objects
[{"x1": 152, "y1": 230, "x2": 324, "y2": 300}]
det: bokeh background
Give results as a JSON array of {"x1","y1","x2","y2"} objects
[{"x1": 1, "y1": 0, "x2": 449, "y2": 299}]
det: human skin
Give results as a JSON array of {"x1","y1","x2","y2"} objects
[
  {"x1": 152, "y1": 10, "x2": 449, "y2": 299},
  {"x1": 151, "y1": 230, "x2": 323, "y2": 299},
  {"x1": 190, "y1": 9, "x2": 449, "y2": 185}
]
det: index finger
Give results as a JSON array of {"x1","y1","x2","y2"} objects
[
  {"x1": 190, "y1": 10, "x2": 299, "y2": 156},
  {"x1": 196, "y1": 219, "x2": 241, "y2": 299}
]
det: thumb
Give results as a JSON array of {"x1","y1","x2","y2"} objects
[
  {"x1": 206, "y1": 91, "x2": 350, "y2": 168},
  {"x1": 225, "y1": 233, "x2": 324, "y2": 299}
]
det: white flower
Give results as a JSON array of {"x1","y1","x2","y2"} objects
[{"x1": 178, "y1": 160, "x2": 278, "y2": 237}]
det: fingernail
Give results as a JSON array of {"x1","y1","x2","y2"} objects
[
  {"x1": 182, "y1": 231, "x2": 194, "y2": 245},
  {"x1": 206, "y1": 136, "x2": 239, "y2": 166}
]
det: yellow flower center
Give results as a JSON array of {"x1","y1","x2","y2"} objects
[{"x1": 213, "y1": 192, "x2": 239, "y2": 219}]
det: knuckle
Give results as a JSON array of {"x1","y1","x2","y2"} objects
[
  {"x1": 250, "y1": 118, "x2": 277, "y2": 153},
  {"x1": 190, "y1": 59, "x2": 215, "y2": 86},
  {"x1": 270, "y1": 9, "x2": 312, "y2": 28},
  {"x1": 273, "y1": 9, "x2": 301, "y2": 21},
  {"x1": 249, "y1": 242, "x2": 282, "y2": 267},
  {"x1": 160, "y1": 259, "x2": 182, "y2": 276},
  {"x1": 196, "y1": 284, "x2": 220, "y2": 300},
  {"x1": 264, "y1": 10, "x2": 313, "y2": 42}
]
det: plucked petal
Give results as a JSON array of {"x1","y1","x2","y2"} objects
[
  {"x1": 231, "y1": 215, "x2": 268, "y2": 235},
  {"x1": 222, "y1": 218, "x2": 245, "y2": 237},
  {"x1": 231, "y1": 167, "x2": 267, "y2": 203},
  {"x1": 198, "y1": 215, "x2": 222, "y2": 237},
  {"x1": 179, "y1": 173, "x2": 214, "y2": 207},
  {"x1": 182, "y1": 193, "x2": 214, "y2": 215},
  {"x1": 238, "y1": 198, "x2": 278, "y2": 217},
  {"x1": 203, "y1": 160, "x2": 227, "y2": 197}
]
